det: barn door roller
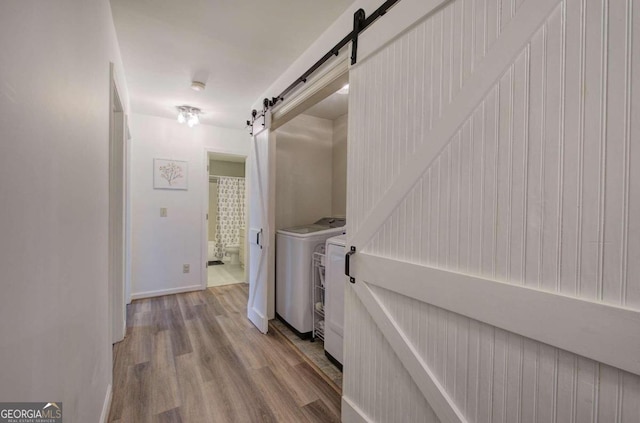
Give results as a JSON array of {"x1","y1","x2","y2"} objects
[{"x1": 350, "y1": 9, "x2": 366, "y2": 65}]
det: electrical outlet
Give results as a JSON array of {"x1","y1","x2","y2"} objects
[
  {"x1": 183, "y1": 264, "x2": 190, "y2": 273},
  {"x1": 160, "y1": 208, "x2": 167, "y2": 217}
]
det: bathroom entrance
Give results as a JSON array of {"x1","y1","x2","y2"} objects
[{"x1": 206, "y1": 152, "x2": 247, "y2": 287}]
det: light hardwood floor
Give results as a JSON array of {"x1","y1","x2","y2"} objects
[
  {"x1": 271, "y1": 319, "x2": 343, "y2": 388},
  {"x1": 109, "y1": 284, "x2": 341, "y2": 422}
]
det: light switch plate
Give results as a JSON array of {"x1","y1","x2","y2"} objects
[
  {"x1": 183, "y1": 264, "x2": 190, "y2": 273},
  {"x1": 160, "y1": 208, "x2": 167, "y2": 217}
]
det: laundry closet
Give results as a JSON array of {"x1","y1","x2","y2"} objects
[{"x1": 274, "y1": 86, "x2": 349, "y2": 372}]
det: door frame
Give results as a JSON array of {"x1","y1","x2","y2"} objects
[
  {"x1": 256, "y1": 54, "x2": 348, "y2": 328},
  {"x1": 201, "y1": 148, "x2": 249, "y2": 290},
  {"x1": 109, "y1": 63, "x2": 128, "y2": 344},
  {"x1": 124, "y1": 115, "x2": 132, "y2": 306}
]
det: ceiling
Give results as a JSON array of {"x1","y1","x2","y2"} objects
[
  {"x1": 303, "y1": 86, "x2": 349, "y2": 120},
  {"x1": 110, "y1": 0, "x2": 356, "y2": 129}
]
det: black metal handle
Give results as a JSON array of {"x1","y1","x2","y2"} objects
[
  {"x1": 256, "y1": 229, "x2": 262, "y2": 249},
  {"x1": 351, "y1": 9, "x2": 366, "y2": 65},
  {"x1": 345, "y1": 246, "x2": 356, "y2": 283}
]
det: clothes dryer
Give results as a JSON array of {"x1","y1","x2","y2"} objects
[{"x1": 324, "y1": 234, "x2": 346, "y2": 365}]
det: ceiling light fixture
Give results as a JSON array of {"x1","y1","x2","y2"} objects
[
  {"x1": 191, "y1": 81, "x2": 206, "y2": 92},
  {"x1": 337, "y1": 84, "x2": 349, "y2": 94},
  {"x1": 177, "y1": 106, "x2": 201, "y2": 127}
]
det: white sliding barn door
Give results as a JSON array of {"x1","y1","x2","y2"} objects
[
  {"x1": 247, "y1": 114, "x2": 275, "y2": 334},
  {"x1": 344, "y1": 0, "x2": 640, "y2": 422}
]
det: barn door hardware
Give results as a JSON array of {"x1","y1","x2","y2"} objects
[
  {"x1": 256, "y1": 228, "x2": 263, "y2": 250},
  {"x1": 350, "y1": 9, "x2": 366, "y2": 65},
  {"x1": 246, "y1": 109, "x2": 258, "y2": 135},
  {"x1": 246, "y1": 98, "x2": 278, "y2": 132},
  {"x1": 345, "y1": 246, "x2": 356, "y2": 283},
  {"x1": 245, "y1": 0, "x2": 401, "y2": 129},
  {"x1": 262, "y1": 98, "x2": 269, "y2": 126}
]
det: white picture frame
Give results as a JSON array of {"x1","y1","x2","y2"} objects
[{"x1": 154, "y1": 158, "x2": 188, "y2": 190}]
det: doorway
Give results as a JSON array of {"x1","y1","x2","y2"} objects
[
  {"x1": 109, "y1": 63, "x2": 127, "y2": 344},
  {"x1": 269, "y1": 80, "x2": 349, "y2": 388},
  {"x1": 204, "y1": 151, "x2": 248, "y2": 287}
]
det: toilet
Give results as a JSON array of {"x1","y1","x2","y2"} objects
[
  {"x1": 207, "y1": 241, "x2": 216, "y2": 262},
  {"x1": 226, "y1": 244, "x2": 240, "y2": 265}
]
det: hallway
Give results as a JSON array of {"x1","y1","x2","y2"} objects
[{"x1": 109, "y1": 284, "x2": 341, "y2": 422}]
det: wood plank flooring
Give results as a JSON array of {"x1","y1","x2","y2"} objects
[{"x1": 109, "y1": 284, "x2": 341, "y2": 423}]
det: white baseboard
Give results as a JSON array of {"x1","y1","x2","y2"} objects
[
  {"x1": 131, "y1": 284, "x2": 203, "y2": 300},
  {"x1": 342, "y1": 396, "x2": 373, "y2": 423},
  {"x1": 100, "y1": 384, "x2": 112, "y2": 423}
]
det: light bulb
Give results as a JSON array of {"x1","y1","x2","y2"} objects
[
  {"x1": 176, "y1": 106, "x2": 200, "y2": 127},
  {"x1": 187, "y1": 113, "x2": 199, "y2": 127}
]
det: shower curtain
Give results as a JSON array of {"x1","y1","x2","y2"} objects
[{"x1": 214, "y1": 177, "x2": 245, "y2": 260}]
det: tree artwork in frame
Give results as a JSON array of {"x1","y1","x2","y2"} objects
[{"x1": 154, "y1": 159, "x2": 188, "y2": 190}]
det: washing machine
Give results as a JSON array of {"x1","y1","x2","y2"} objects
[
  {"x1": 276, "y1": 217, "x2": 346, "y2": 337},
  {"x1": 324, "y1": 234, "x2": 346, "y2": 366}
]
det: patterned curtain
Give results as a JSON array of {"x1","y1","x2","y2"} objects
[{"x1": 214, "y1": 177, "x2": 246, "y2": 260}]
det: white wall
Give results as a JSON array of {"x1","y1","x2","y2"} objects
[
  {"x1": 0, "y1": 0, "x2": 129, "y2": 421},
  {"x1": 210, "y1": 159, "x2": 245, "y2": 177},
  {"x1": 332, "y1": 113, "x2": 348, "y2": 217},
  {"x1": 130, "y1": 114, "x2": 249, "y2": 298},
  {"x1": 275, "y1": 114, "x2": 334, "y2": 230}
]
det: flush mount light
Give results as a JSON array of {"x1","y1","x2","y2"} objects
[
  {"x1": 337, "y1": 84, "x2": 349, "y2": 95},
  {"x1": 191, "y1": 81, "x2": 206, "y2": 92},
  {"x1": 176, "y1": 106, "x2": 201, "y2": 127}
]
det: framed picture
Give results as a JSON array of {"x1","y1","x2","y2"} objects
[{"x1": 154, "y1": 159, "x2": 188, "y2": 190}]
